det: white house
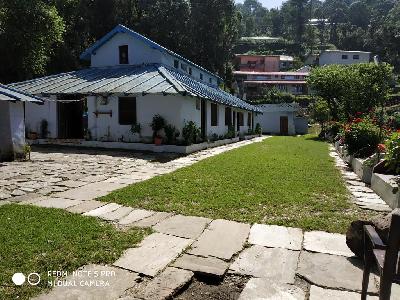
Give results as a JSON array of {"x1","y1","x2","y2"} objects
[
  {"x1": 0, "y1": 85, "x2": 43, "y2": 161},
  {"x1": 9, "y1": 25, "x2": 260, "y2": 152},
  {"x1": 255, "y1": 103, "x2": 308, "y2": 136},
  {"x1": 318, "y1": 50, "x2": 371, "y2": 66}
]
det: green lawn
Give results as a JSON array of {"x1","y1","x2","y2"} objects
[
  {"x1": 101, "y1": 136, "x2": 379, "y2": 233},
  {"x1": 0, "y1": 204, "x2": 149, "y2": 300}
]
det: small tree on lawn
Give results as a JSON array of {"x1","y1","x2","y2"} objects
[{"x1": 310, "y1": 99, "x2": 330, "y2": 132}]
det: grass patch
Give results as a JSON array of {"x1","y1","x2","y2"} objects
[
  {"x1": 101, "y1": 136, "x2": 380, "y2": 233},
  {"x1": 0, "y1": 204, "x2": 149, "y2": 300}
]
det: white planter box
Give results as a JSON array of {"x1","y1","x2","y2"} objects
[
  {"x1": 371, "y1": 173, "x2": 400, "y2": 209},
  {"x1": 27, "y1": 137, "x2": 241, "y2": 154},
  {"x1": 351, "y1": 158, "x2": 374, "y2": 184},
  {"x1": 243, "y1": 135, "x2": 259, "y2": 140},
  {"x1": 342, "y1": 150, "x2": 353, "y2": 165}
]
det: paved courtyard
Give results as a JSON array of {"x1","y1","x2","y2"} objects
[{"x1": 1, "y1": 138, "x2": 398, "y2": 299}]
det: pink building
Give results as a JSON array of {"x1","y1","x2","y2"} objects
[{"x1": 235, "y1": 54, "x2": 294, "y2": 72}]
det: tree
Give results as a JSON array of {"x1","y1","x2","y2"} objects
[
  {"x1": 308, "y1": 63, "x2": 393, "y2": 121},
  {"x1": 0, "y1": 0, "x2": 65, "y2": 83},
  {"x1": 310, "y1": 99, "x2": 330, "y2": 130}
]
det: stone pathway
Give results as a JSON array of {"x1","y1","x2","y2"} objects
[
  {"x1": 0, "y1": 137, "x2": 267, "y2": 204},
  {"x1": 2, "y1": 138, "x2": 398, "y2": 299},
  {"x1": 27, "y1": 196, "x2": 399, "y2": 299},
  {"x1": 329, "y1": 146, "x2": 391, "y2": 212}
]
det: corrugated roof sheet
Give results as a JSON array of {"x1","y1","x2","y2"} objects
[
  {"x1": 0, "y1": 84, "x2": 43, "y2": 103},
  {"x1": 9, "y1": 64, "x2": 260, "y2": 112}
]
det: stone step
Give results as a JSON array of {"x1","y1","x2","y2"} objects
[
  {"x1": 188, "y1": 219, "x2": 250, "y2": 261},
  {"x1": 113, "y1": 233, "x2": 192, "y2": 277},
  {"x1": 172, "y1": 254, "x2": 229, "y2": 278},
  {"x1": 153, "y1": 215, "x2": 212, "y2": 239}
]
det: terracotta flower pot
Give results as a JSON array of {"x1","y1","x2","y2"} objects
[{"x1": 154, "y1": 136, "x2": 162, "y2": 146}]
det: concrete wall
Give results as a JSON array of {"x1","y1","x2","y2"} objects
[
  {"x1": 90, "y1": 32, "x2": 219, "y2": 86},
  {"x1": 0, "y1": 101, "x2": 13, "y2": 160},
  {"x1": 91, "y1": 33, "x2": 163, "y2": 68},
  {"x1": 255, "y1": 111, "x2": 296, "y2": 135},
  {"x1": 87, "y1": 94, "x2": 252, "y2": 142},
  {"x1": 319, "y1": 51, "x2": 371, "y2": 65},
  {"x1": 9, "y1": 102, "x2": 26, "y2": 155},
  {"x1": 88, "y1": 94, "x2": 201, "y2": 142},
  {"x1": 0, "y1": 101, "x2": 26, "y2": 160},
  {"x1": 25, "y1": 100, "x2": 58, "y2": 138},
  {"x1": 294, "y1": 117, "x2": 308, "y2": 134}
]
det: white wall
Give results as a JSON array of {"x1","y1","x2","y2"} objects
[
  {"x1": 319, "y1": 51, "x2": 371, "y2": 65},
  {"x1": 206, "y1": 103, "x2": 252, "y2": 137},
  {"x1": 91, "y1": 33, "x2": 163, "y2": 68},
  {"x1": 255, "y1": 111, "x2": 296, "y2": 135},
  {"x1": 294, "y1": 117, "x2": 308, "y2": 134},
  {"x1": 25, "y1": 100, "x2": 58, "y2": 138},
  {"x1": 0, "y1": 101, "x2": 13, "y2": 160},
  {"x1": 87, "y1": 94, "x2": 200, "y2": 142},
  {"x1": 0, "y1": 101, "x2": 26, "y2": 160},
  {"x1": 9, "y1": 102, "x2": 26, "y2": 155},
  {"x1": 90, "y1": 32, "x2": 220, "y2": 87}
]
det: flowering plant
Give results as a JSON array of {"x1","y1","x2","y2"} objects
[{"x1": 384, "y1": 132, "x2": 400, "y2": 175}]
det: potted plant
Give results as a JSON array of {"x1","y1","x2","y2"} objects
[
  {"x1": 150, "y1": 114, "x2": 166, "y2": 145},
  {"x1": 182, "y1": 121, "x2": 201, "y2": 146},
  {"x1": 28, "y1": 131, "x2": 38, "y2": 140},
  {"x1": 255, "y1": 123, "x2": 262, "y2": 136},
  {"x1": 130, "y1": 123, "x2": 141, "y2": 142}
]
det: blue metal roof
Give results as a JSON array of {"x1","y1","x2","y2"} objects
[
  {"x1": 80, "y1": 24, "x2": 223, "y2": 82},
  {"x1": 8, "y1": 64, "x2": 260, "y2": 112},
  {"x1": 0, "y1": 84, "x2": 43, "y2": 104}
]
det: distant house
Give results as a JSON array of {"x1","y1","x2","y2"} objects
[
  {"x1": 234, "y1": 71, "x2": 309, "y2": 100},
  {"x1": 9, "y1": 25, "x2": 260, "y2": 151},
  {"x1": 0, "y1": 85, "x2": 43, "y2": 161},
  {"x1": 235, "y1": 54, "x2": 294, "y2": 73},
  {"x1": 307, "y1": 50, "x2": 372, "y2": 66},
  {"x1": 255, "y1": 103, "x2": 308, "y2": 136}
]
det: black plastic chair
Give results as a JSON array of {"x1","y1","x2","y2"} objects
[{"x1": 362, "y1": 211, "x2": 400, "y2": 300}]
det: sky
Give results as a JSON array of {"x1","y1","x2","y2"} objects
[{"x1": 235, "y1": 0, "x2": 287, "y2": 9}]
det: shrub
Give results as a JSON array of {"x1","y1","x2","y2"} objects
[
  {"x1": 385, "y1": 132, "x2": 400, "y2": 175},
  {"x1": 130, "y1": 123, "x2": 141, "y2": 135},
  {"x1": 182, "y1": 121, "x2": 201, "y2": 145},
  {"x1": 150, "y1": 114, "x2": 166, "y2": 137},
  {"x1": 255, "y1": 123, "x2": 262, "y2": 135},
  {"x1": 225, "y1": 125, "x2": 236, "y2": 139},
  {"x1": 164, "y1": 124, "x2": 180, "y2": 144},
  {"x1": 343, "y1": 118, "x2": 381, "y2": 158}
]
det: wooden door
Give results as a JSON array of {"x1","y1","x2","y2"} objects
[{"x1": 280, "y1": 116, "x2": 289, "y2": 136}]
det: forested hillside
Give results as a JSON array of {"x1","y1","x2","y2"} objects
[
  {"x1": 237, "y1": 0, "x2": 400, "y2": 70},
  {"x1": 0, "y1": 0, "x2": 239, "y2": 83},
  {"x1": 0, "y1": 0, "x2": 399, "y2": 84}
]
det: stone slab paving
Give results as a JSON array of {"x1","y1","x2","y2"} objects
[
  {"x1": 188, "y1": 219, "x2": 250, "y2": 260},
  {"x1": 119, "y1": 209, "x2": 156, "y2": 226},
  {"x1": 33, "y1": 197, "x2": 83, "y2": 209},
  {"x1": 136, "y1": 267, "x2": 193, "y2": 300},
  {"x1": 113, "y1": 233, "x2": 193, "y2": 277},
  {"x1": 303, "y1": 231, "x2": 354, "y2": 257},
  {"x1": 66, "y1": 200, "x2": 106, "y2": 214},
  {"x1": 309, "y1": 285, "x2": 377, "y2": 300},
  {"x1": 33, "y1": 264, "x2": 139, "y2": 300},
  {"x1": 330, "y1": 147, "x2": 391, "y2": 212},
  {"x1": 131, "y1": 212, "x2": 173, "y2": 228},
  {"x1": 153, "y1": 215, "x2": 212, "y2": 239},
  {"x1": 83, "y1": 203, "x2": 122, "y2": 217},
  {"x1": 172, "y1": 254, "x2": 230, "y2": 278},
  {"x1": 248, "y1": 224, "x2": 303, "y2": 251},
  {"x1": 99, "y1": 206, "x2": 133, "y2": 221},
  {"x1": 297, "y1": 251, "x2": 378, "y2": 293},
  {"x1": 229, "y1": 245, "x2": 300, "y2": 284},
  {"x1": 239, "y1": 278, "x2": 306, "y2": 300}
]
